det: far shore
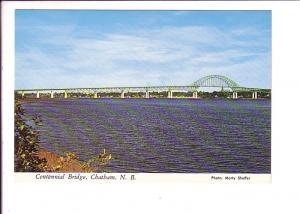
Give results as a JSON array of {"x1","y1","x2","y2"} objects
[{"x1": 16, "y1": 97, "x2": 271, "y2": 101}]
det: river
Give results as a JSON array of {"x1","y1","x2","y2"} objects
[{"x1": 22, "y1": 98, "x2": 271, "y2": 173}]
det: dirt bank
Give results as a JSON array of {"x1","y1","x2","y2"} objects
[{"x1": 38, "y1": 149, "x2": 93, "y2": 173}]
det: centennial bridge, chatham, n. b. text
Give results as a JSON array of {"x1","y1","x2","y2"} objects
[{"x1": 15, "y1": 75, "x2": 271, "y2": 99}]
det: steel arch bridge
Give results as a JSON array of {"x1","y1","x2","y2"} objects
[
  {"x1": 15, "y1": 74, "x2": 271, "y2": 99},
  {"x1": 192, "y1": 75, "x2": 240, "y2": 89}
]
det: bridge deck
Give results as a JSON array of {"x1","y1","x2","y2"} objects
[{"x1": 15, "y1": 85, "x2": 271, "y2": 93}]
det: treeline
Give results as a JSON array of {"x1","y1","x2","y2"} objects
[
  {"x1": 16, "y1": 91, "x2": 271, "y2": 99},
  {"x1": 200, "y1": 91, "x2": 271, "y2": 99}
]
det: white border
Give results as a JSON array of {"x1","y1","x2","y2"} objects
[{"x1": 2, "y1": 1, "x2": 300, "y2": 214}]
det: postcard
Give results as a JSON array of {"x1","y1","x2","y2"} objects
[
  {"x1": 2, "y1": 1, "x2": 300, "y2": 214},
  {"x1": 12, "y1": 8, "x2": 271, "y2": 179}
]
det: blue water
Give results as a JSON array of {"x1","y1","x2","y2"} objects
[{"x1": 22, "y1": 98, "x2": 271, "y2": 173}]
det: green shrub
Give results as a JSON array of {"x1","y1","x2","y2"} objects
[
  {"x1": 65, "y1": 151, "x2": 78, "y2": 162},
  {"x1": 14, "y1": 101, "x2": 47, "y2": 172}
]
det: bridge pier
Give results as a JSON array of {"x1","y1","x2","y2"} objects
[
  {"x1": 145, "y1": 91, "x2": 150, "y2": 99},
  {"x1": 121, "y1": 91, "x2": 125, "y2": 99},
  {"x1": 36, "y1": 91, "x2": 40, "y2": 99},
  {"x1": 192, "y1": 91, "x2": 197, "y2": 99},
  {"x1": 168, "y1": 90, "x2": 173, "y2": 99},
  {"x1": 21, "y1": 91, "x2": 25, "y2": 98},
  {"x1": 50, "y1": 91, "x2": 54, "y2": 98},
  {"x1": 94, "y1": 92, "x2": 98, "y2": 99},
  {"x1": 64, "y1": 91, "x2": 68, "y2": 99},
  {"x1": 232, "y1": 92, "x2": 238, "y2": 99},
  {"x1": 252, "y1": 91, "x2": 258, "y2": 99}
]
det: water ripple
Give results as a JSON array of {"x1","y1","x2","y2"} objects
[{"x1": 23, "y1": 99, "x2": 271, "y2": 173}]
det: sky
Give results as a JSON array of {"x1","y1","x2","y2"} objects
[{"x1": 15, "y1": 10, "x2": 271, "y2": 89}]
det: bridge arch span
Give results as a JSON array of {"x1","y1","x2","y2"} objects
[{"x1": 192, "y1": 75, "x2": 240, "y2": 90}]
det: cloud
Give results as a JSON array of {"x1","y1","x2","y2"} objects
[{"x1": 16, "y1": 23, "x2": 271, "y2": 89}]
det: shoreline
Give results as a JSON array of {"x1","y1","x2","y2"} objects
[
  {"x1": 17, "y1": 97, "x2": 271, "y2": 101},
  {"x1": 15, "y1": 99, "x2": 109, "y2": 173},
  {"x1": 38, "y1": 148, "x2": 94, "y2": 173}
]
